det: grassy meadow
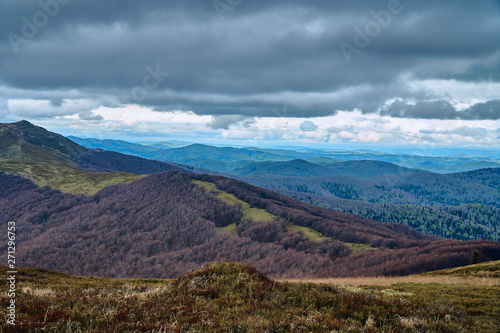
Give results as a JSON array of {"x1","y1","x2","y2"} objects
[
  {"x1": 0, "y1": 160, "x2": 145, "y2": 196},
  {"x1": 1, "y1": 261, "x2": 499, "y2": 332},
  {"x1": 193, "y1": 180, "x2": 276, "y2": 223}
]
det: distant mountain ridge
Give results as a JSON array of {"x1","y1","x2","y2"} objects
[
  {"x1": 234, "y1": 159, "x2": 421, "y2": 179},
  {"x1": 69, "y1": 136, "x2": 500, "y2": 174}
]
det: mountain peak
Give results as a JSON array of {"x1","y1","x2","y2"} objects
[
  {"x1": 14, "y1": 120, "x2": 36, "y2": 126},
  {"x1": 0, "y1": 120, "x2": 88, "y2": 162}
]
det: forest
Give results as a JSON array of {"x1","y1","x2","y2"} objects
[
  {"x1": 281, "y1": 190, "x2": 500, "y2": 241},
  {"x1": 239, "y1": 168, "x2": 500, "y2": 241},
  {"x1": 1, "y1": 171, "x2": 498, "y2": 279}
]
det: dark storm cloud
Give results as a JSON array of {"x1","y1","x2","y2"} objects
[
  {"x1": 78, "y1": 111, "x2": 103, "y2": 121},
  {"x1": 1, "y1": 0, "x2": 500, "y2": 118},
  {"x1": 207, "y1": 115, "x2": 249, "y2": 130},
  {"x1": 380, "y1": 100, "x2": 457, "y2": 119},
  {"x1": 463, "y1": 100, "x2": 500, "y2": 120},
  {"x1": 381, "y1": 100, "x2": 500, "y2": 120}
]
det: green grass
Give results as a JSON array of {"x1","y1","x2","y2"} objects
[
  {"x1": 193, "y1": 180, "x2": 275, "y2": 222},
  {"x1": 1, "y1": 263, "x2": 498, "y2": 332},
  {"x1": 217, "y1": 223, "x2": 238, "y2": 235},
  {"x1": 422, "y1": 260, "x2": 500, "y2": 278},
  {"x1": 369, "y1": 283, "x2": 500, "y2": 331},
  {"x1": 194, "y1": 180, "x2": 337, "y2": 242},
  {"x1": 344, "y1": 242, "x2": 377, "y2": 254},
  {"x1": 286, "y1": 223, "x2": 329, "y2": 242},
  {"x1": 0, "y1": 160, "x2": 145, "y2": 196}
]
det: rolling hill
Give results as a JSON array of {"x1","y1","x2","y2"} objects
[
  {"x1": 234, "y1": 159, "x2": 334, "y2": 177},
  {"x1": 0, "y1": 121, "x2": 187, "y2": 195},
  {"x1": 70, "y1": 136, "x2": 500, "y2": 174},
  {"x1": 233, "y1": 159, "x2": 420, "y2": 179}
]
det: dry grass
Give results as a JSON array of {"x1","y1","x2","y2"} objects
[
  {"x1": 21, "y1": 286, "x2": 57, "y2": 298},
  {"x1": 279, "y1": 275, "x2": 500, "y2": 286},
  {"x1": 1, "y1": 263, "x2": 499, "y2": 332}
]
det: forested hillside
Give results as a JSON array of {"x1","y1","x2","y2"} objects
[
  {"x1": 67, "y1": 135, "x2": 500, "y2": 241},
  {"x1": 1, "y1": 171, "x2": 499, "y2": 279},
  {"x1": 236, "y1": 166, "x2": 500, "y2": 241},
  {"x1": 280, "y1": 190, "x2": 500, "y2": 241}
]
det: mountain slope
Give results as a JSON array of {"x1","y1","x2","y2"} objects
[
  {"x1": 1, "y1": 171, "x2": 499, "y2": 280},
  {"x1": 234, "y1": 159, "x2": 420, "y2": 179},
  {"x1": 0, "y1": 120, "x2": 87, "y2": 165},
  {"x1": 0, "y1": 121, "x2": 187, "y2": 195},
  {"x1": 234, "y1": 159, "x2": 334, "y2": 177}
]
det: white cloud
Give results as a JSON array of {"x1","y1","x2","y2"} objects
[
  {"x1": 299, "y1": 121, "x2": 318, "y2": 132},
  {"x1": 3, "y1": 100, "x2": 499, "y2": 147}
]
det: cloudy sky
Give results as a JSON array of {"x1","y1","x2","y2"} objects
[{"x1": 1, "y1": 0, "x2": 499, "y2": 148}]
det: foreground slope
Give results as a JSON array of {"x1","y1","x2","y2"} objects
[
  {"x1": 423, "y1": 260, "x2": 500, "y2": 278},
  {"x1": 0, "y1": 262, "x2": 498, "y2": 332},
  {"x1": 1, "y1": 171, "x2": 499, "y2": 279}
]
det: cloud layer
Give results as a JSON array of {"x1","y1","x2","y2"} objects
[{"x1": 0, "y1": 0, "x2": 499, "y2": 146}]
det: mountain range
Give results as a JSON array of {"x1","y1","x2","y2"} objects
[
  {"x1": 68, "y1": 136, "x2": 500, "y2": 174},
  {"x1": 70, "y1": 133, "x2": 500, "y2": 241},
  {"x1": 1, "y1": 120, "x2": 499, "y2": 279}
]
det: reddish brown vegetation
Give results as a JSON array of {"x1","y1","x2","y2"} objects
[{"x1": 1, "y1": 171, "x2": 499, "y2": 279}]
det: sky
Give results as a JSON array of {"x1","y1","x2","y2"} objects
[{"x1": 0, "y1": 0, "x2": 500, "y2": 149}]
